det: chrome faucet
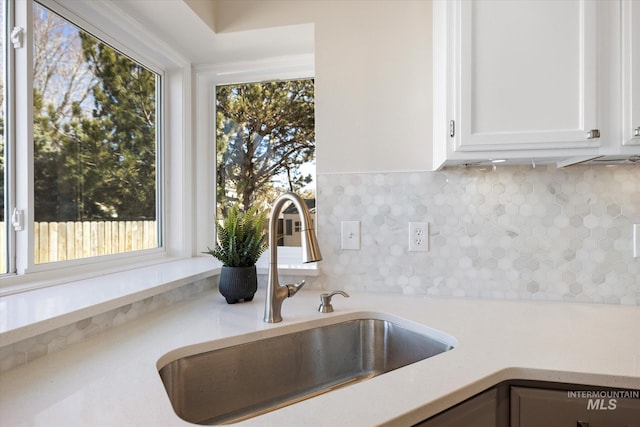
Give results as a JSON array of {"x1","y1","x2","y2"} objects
[{"x1": 264, "y1": 192, "x2": 323, "y2": 323}]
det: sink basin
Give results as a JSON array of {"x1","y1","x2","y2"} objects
[{"x1": 158, "y1": 313, "x2": 456, "y2": 425}]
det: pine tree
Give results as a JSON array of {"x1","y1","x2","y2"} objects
[
  {"x1": 32, "y1": 14, "x2": 157, "y2": 222},
  {"x1": 75, "y1": 34, "x2": 157, "y2": 220},
  {"x1": 216, "y1": 80, "x2": 315, "y2": 215}
]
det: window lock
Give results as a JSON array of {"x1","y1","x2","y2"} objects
[
  {"x1": 11, "y1": 27, "x2": 24, "y2": 49},
  {"x1": 11, "y1": 208, "x2": 24, "y2": 231}
]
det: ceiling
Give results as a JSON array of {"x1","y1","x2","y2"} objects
[{"x1": 106, "y1": 0, "x2": 314, "y2": 65}]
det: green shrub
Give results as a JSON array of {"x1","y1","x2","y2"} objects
[{"x1": 204, "y1": 205, "x2": 268, "y2": 267}]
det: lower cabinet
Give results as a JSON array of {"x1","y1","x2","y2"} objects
[
  {"x1": 416, "y1": 381, "x2": 640, "y2": 427},
  {"x1": 511, "y1": 386, "x2": 640, "y2": 427}
]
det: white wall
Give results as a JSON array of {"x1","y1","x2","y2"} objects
[{"x1": 214, "y1": 0, "x2": 433, "y2": 173}]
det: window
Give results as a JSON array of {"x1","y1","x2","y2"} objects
[
  {"x1": 215, "y1": 79, "x2": 315, "y2": 248},
  {"x1": 31, "y1": 3, "x2": 160, "y2": 264},
  {"x1": 2, "y1": 0, "x2": 167, "y2": 282}
]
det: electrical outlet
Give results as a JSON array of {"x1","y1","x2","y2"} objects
[
  {"x1": 341, "y1": 221, "x2": 361, "y2": 250},
  {"x1": 408, "y1": 222, "x2": 429, "y2": 252}
]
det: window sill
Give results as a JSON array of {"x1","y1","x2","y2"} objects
[
  {"x1": 0, "y1": 256, "x2": 319, "y2": 347},
  {"x1": 0, "y1": 257, "x2": 218, "y2": 346}
]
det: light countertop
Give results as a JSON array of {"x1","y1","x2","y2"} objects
[{"x1": 1, "y1": 289, "x2": 639, "y2": 426}]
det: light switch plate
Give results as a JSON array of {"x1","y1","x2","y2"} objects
[{"x1": 341, "y1": 221, "x2": 361, "y2": 250}]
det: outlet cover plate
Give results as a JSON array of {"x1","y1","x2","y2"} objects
[{"x1": 409, "y1": 222, "x2": 429, "y2": 252}]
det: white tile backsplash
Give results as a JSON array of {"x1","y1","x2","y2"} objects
[{"x1": 315, "y1": 164, "x2": 640, "y2": 304}]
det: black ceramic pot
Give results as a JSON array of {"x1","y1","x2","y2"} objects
[{"x1": 218, "y1": 265, "x2": 258, "y2": 304}]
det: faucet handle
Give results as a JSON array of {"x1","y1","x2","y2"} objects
[{"x1": 318, "y1": 290, "x2": 350, "y2": 313}]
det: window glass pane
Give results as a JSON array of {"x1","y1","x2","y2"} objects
[
  {"x1": 216, "y1": 79, "x2": 316, "y2": 248},
  {"x1": 0, "y1": 0, "x2": 6, "y2": 274},
  {"x1": 33, "y1": 2, "x2": 159, "y2": 264}
]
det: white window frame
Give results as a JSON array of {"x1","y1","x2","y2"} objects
[
  {"x1": 3, "y1": 0, "x2": 17, "y2": 276},
  {"x1": 193, "y1": 55, "x2": 316, "y2": 266},
  {"x1": 1, "y1": 0, "x2": 193, "y2": 292}
]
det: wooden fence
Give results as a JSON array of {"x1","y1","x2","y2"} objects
[{"x1": 0, "y1": 220, "x2": 157, "y2": 270}]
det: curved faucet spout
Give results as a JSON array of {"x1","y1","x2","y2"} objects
[{"x1": 264, "y1": 192, "x2": 322, "y2": 323}]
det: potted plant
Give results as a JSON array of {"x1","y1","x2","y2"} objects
[{"x1": 204, "y1": 205, "x2": 268, "y2": 304}]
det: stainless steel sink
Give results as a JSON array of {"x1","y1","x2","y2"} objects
[{"x1": 158, "y1": 315, "x2": 455, "y2": 425}]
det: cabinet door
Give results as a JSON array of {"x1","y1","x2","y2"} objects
[
  {"x1": 455, "y1": 0, "x2": 599, "y2": 152},
  {"x1": 416, "y1": 388, "x2": 498, "y2": 427},
  {"x1": 622, "y1": 0, "x2": 640, "y2": 146},
  {"x1": 511, "y1": 387, "x2": 640, "y2": 427}
]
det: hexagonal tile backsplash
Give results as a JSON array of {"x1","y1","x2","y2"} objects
[{"x1": 315, "y1": 164, "x2": 640, "y2": 305}]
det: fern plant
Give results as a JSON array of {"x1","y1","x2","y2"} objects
[{"x1": 204, "y1": 205, "x2": 268, "y2": 267}]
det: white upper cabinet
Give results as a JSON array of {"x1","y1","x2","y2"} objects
[
  {"x1": 458, "y1": 0, "x2": 597, "y2": 151},
  {"x1": 433, "y1": 0, "x2": 640, "y2": 169},
  {"x1": 622, "y1": 0, "x2": 640, "y2": 146}
]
